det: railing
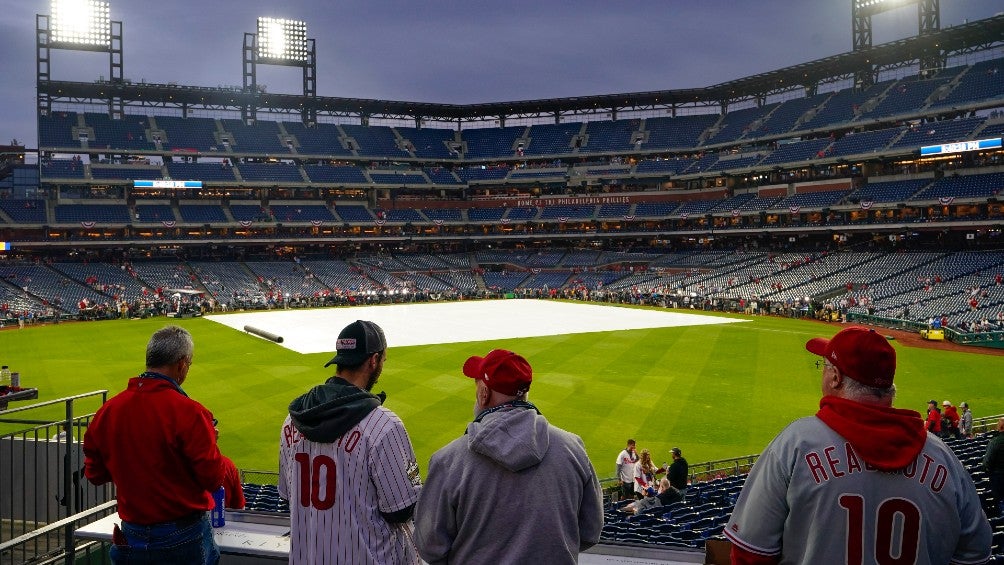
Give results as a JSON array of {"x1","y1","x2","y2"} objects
[
  {"x1": 847, "y1": 312, "x2": 1004, "y2": 349},
  {"x1": 0, "y1": 392, "x2": 113, "y2": 564},
  {"x1": 598, "y1": 414, "x2": 1004, "y2": 501},
  {"x1": 0, "y1": 501, "x2": 116, "y2": 565}
]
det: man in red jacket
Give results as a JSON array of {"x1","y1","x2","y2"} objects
[{"x1": 84, "y1": 325, "x2": 225, "y2": 564}]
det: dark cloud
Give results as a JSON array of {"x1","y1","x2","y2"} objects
[{"x1": 3, "y1": 0, "x2": 1000, "y2": 147}]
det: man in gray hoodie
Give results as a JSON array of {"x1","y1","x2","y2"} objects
[{"x1": 414, "y1": 348, "x2": 603, "y2": 564}]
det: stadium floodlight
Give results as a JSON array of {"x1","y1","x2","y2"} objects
[
  {"x1": 50, "y1": 0, "x2": 111, "y2": 47},
  {"x1": 257, "y1": 17, "x2": 308, "y2": 62}
]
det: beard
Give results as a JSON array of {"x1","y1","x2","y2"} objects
[{"x1": 364, "y1": 366, "x2": 382, "y2": 392}]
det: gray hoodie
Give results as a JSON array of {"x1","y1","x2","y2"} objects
[{"x1": 414, "y1": 404, "x2": 604, "y2": 565}]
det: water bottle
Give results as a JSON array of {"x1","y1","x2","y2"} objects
[
  {"x1": 0, "y1": 366, "x2": 10, "y2": 388},
  {"x1": 211, "y1": 486, "x2": 226, "y2": 528},
  {"x1": 10, "y1": 372, "x2": 19, "y2": 388}
]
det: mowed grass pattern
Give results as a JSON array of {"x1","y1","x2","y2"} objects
[{"x1": 2, "y1": 303, "x2": 1001, "y2": 479}]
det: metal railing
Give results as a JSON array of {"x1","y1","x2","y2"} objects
[
  {"x1": 0, "y1": 501, "x2": 116, "y2": 565},
  {"x1": 0, "y1": 392, "x2": 113, "y2": 564},
  {"x1": 847, "y1": 312, "x2": 1004, "y2": 349},
  {"x1": 598, "y1": 414, "x2": 1004, "y2": 500}
]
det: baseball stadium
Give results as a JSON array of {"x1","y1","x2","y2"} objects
[{"x1": 1, "y1": 0, "x2": 1004, "y2": 563}]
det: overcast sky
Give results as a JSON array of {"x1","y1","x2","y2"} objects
[{"x1": 1, "y1": 0, "x2": 1001, "y2": 148}]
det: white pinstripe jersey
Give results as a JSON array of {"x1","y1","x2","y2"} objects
[{"x1": 278, "y1": 406, "x2": 422, "y2": 565}]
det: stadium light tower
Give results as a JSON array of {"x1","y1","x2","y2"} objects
[
  {"x1": 243, "y1": 17, "x2": 316, "y2": 123},
  {"x1": 851, "y1": 0, "x2": 942, "y2": 89},
  {"x1": 37, "y1": 0, "x2": 124, "y2": 117}
]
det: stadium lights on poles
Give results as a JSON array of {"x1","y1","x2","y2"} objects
[
  {"x1": 50, "y1": 0, "x2": 110, "y2": 47},
  {"x1": 257, "y1": 17, "x2": 308, "y2": 62}
]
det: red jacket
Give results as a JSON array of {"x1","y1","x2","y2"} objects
[
  {"x1": 944, "y1": 405, "x2": 960, "y2": 427},
  {"x1": 924, "y1": 408, "x2": 942, "y2": 433},
  {"x1": 221, "y1": 455, "x2": 246, "y2": 509},
  {"x1": 84, "y1": 376, "x2": 225, "y2": 524}
]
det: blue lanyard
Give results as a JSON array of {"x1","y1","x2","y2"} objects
[{"x1": 139, "y1": 371, "x2": 189, "y2": 397}]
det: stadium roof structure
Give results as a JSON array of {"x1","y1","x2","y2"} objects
[{"x1": 37, "y1": 15, "x2": 1004, "y2": 124}]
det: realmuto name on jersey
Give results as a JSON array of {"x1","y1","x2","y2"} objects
[
  {"x1": 803, "y1": 443, "x2": 949, "y2": 493},
  {"x1": 282, "y1": 422, "x2": 364, "y2": 454}
]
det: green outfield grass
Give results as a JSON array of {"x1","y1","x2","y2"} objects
[{"x1": 3, "y1": 303, "x2": 1002, "y2": 479}]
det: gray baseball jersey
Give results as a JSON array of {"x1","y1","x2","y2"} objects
[
  {"x1": 724, "y1": 416, "x2": 992, "y2": 565},
  {"x1": 278, "y1": 406, "x2": 422, "y2": 564}
]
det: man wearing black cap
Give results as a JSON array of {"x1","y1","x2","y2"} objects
[
  {"x1": 724, "y1": 326, "x2": 991, "y2": 565},
  {"x1": 413, "y1": 348, "x2": 603, "y2": 564},
  {"x1": 666, "y1": 447, "x2": 689, "y2": 497},
  {"x1": 278, "y1": 320, "x2": 422, "y2": 565}
]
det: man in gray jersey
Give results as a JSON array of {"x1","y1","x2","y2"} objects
[
  {"x1": 724, "y1": 326, "x2": 991, "y2": 565},
  {"x1": 279, "y1": 320, "x2": 422, "y2": 565},
  {"x1": 413, "y1": 348, "x2": 603, "y2": 564}
]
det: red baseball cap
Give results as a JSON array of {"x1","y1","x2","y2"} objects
[
  {"x1": 805, "y1": 326, "x2": 896, "y2": 387},
  {"x1": 462, "y1": 349, "x2": 532, "y2": 396}
]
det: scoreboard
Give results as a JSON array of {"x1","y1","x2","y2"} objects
[
  {"x1": 133, "y1": 180, "x2": 203, "y2": 188},
  {"x1": 919, "y1": 137, "x2": 1002, "y2": 156}
]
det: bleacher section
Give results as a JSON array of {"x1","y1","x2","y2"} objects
[
  {"x1": 756, "y1": 94, "x2": 828, "y2": 136},
  {"x1": 38, "y1": 111, "x2": 80, "y2": 148},
  {"x1": 303, "y1": 164, "x2": 368, "y2": 184},
  {"x1": 849, "y1": 179, "x2": 930, "y2": 203},
  {"x1": 461, "y1": 126, "x2": 524, "y2": 159},
  {"x1": 340, "y1": 124, "x2": 410, "y2": 159},
  {"x1": 334, "y1": 205, "x2": 375, "y2": 222},
  {"x1": 423, "y1": 167, "x2": 462, "y2": 185},
  {"x1": 583, "y1": 119, "x2": 639, "y2": 153},
  {"x1": 134, "y1": 204, "x2": 176, "y2": 223},
  {"x1": 220, "y1": 119, "x2": 289, "y2": 154},
  {"x1": 705, "y1": 104, "x2": 777, "y2": 145},
  {"x1": 912, "y1": 171, "x2": 1004, "y2": 201},
  {"x1": 281, "y1": 121, "x2": 353, "y2": 156},
  {"x1": 165, "y1": 161, "x2": 238, "y2": 182},
  {"x1": 54, "y1": 204, "x2": 131, "y2": 224},
  {"x1": 525, "y1": 122, "x2": 584, "y2": 156},
  {"x1": 889, "y1": 116, "x2": 985, "y2": 150},
  {"x1": 931, "y1": 58, "x2": 1004, "y2": 110},
  {"x1": 396, "y1": 127, "x2": 457, "y2": 160},
  {"x1": 90, "y1": 166, "x2": 162, "y2": 181},
  {"x1": 644, "y1": 115, "x2": 718, "y2": 149},
  {"x1": 758, "y1": 138, "x2": 832, "y2": 166},
  {"x1": 0, "y1": 199, "x2": 47, "y2": 223},
  {"x1": 155, "y1": 116, "x2": 222, "y2": 152},
  {"x1": 41, "y1": 159, "x2": 86, "y2": 179},
  {"x1": 829, "y1": 127, "x2": 901, "y2": 158},
  {"x1": 269, "y1": 204, "x2": 336, "y2": 223},
  {"x1": 83, "y1": 113, "x2": 155, "y2": 151},
  {"x1": 179, "y1": 204, "x2": 228, "y2": 223},
  {"x1": 370, "y1": 171, "x2": 427, "y2": 185},
  {"x1": 236, "y1": 162, "x2": 304, "y2": 183}
]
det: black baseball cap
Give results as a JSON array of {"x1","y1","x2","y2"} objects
[{"x1": 324, "y1": 320, "x2": 387, "y2": 367}]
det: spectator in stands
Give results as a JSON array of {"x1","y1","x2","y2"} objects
[
  {"x1": 667, "y1": 447, "x2": 689, "y2": 497},
  {"x1": 725, "y1": 326, "x2": 991, "y2": 564},
  {"x1": 959, "y1": 401, "x2": 974, "y2": 439},
  {"x1": 622, "y1": 478, "x2": 683, "y2": 515},
  {"x1": 83, "y1": 325, "x2": 225, "y2": 564},
  {"x1": 634, "y1": 448, "x2": 659, "y2": 499},
  {"x1": 615, "y1": 439, "x2": 639, "y2": 500},
  {"x1": 413, "y1": 348, "x2": 603, "y2": 564},
  {"x1": 924, "y1": 399, "x2": 942, "y2": 436},
  {"x1": 985, "y1": 418, "x2": 1004, "y2": 517},
  {"x1": 943, "y1": 400, "x2": 961, "y2": 439}
]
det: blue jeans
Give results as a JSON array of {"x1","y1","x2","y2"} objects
[{"x1": 112, "y1": 514, "x2": 219, "y2": 565}]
